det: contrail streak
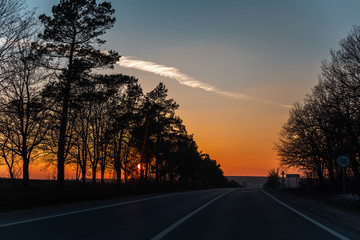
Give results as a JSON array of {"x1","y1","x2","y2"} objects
[{"x1": 117, "y1": 56, "x2": 291, "y2": 108}]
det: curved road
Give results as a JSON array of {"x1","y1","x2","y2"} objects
[{"x1": 0, "y1": 188, "x2": 357, "y2": 239}]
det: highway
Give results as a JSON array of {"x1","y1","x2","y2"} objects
[{"x1": 0, "y1": 188, "x2": 358, "y2": 239}]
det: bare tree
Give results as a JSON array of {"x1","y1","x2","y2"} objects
[
  {"x1": 0, "y1": 39, "x2": 52, "y2": 188},
  {"x1": 0, "y1": 135, "x2": 19, "y2": 183},
  {"x1": 319, "y1": 27, "x2": 360, "y2": 182},
  {"x1": 275, "y1": 102, "x2": 326, "y2": 185},
  {"x1": 276, "y1": 25, "x2": 360, "y2": 188},
  {"x1": 0, "y1": 0, "x2": 36, "y2": 64}
]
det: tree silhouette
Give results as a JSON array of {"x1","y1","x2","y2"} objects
[
  {"x1": 0, "y1": 0, "x2": 229, "y2": 190},
  {"x1": 131, "y1": 83, "x2": 179, "y2": 186},
  {"x1": 104, "y1": 76, "x2": 142, "y2": 187},
  {"x1": 276, "y1": 25, "x2": 360, "y2": 188},
  {"x1": 37, "y1": 0, "x2": 119, "y2": 189},
  {"x1": 0, "y1": 39, "x2": 51, "y2": 188},
  {"x1": 263, "y1": 168, "x2": 279, "y2": 189},
  {"x1": 0, "y1": 0, "x2": 36, "y2": 64}
]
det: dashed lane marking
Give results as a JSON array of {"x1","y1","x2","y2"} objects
[{"x1": 151, "y1": 189, "x2": 237, "y2": 240}]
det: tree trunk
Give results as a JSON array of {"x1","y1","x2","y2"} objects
[
  {"x1": 100, "y1": 143, "x2": 108, "y2": 184},
  {"x1": 155, "y1": 132, "x2": 160, "y2": 186},
  {"x1": 101, "y1": 164, "x2": 105, "y2": 184},
  {"x1": 9, "y1": 169, "x2": 15, "y2": 183},
  {"x1": 326, "y1": 158, "x2": 335, "y2": 186},
  {"x1": 124, "y1": 166, "x2": 127, "y2": 184},
  {"x1": 57, "y1": 33, "x2": 76, "y2": 190},
  {"x1": 57, "y1": 80, "x2": 71, "y2": 190},
  {"x1": 145, "y1": 160, "x2": 149, "y2": 185},
  {"x1": 317, "y1": 169, "x2": 324, "y2": 187},
  {"x1": 115, "y1": 129, "x2": 124, "y2": 188},
  {"x1": 92, "y1": 169, "x2": 96, "y2": 184},
  {"x1": 139, "y1": 120, "x2": 149, "y2": 187},
  {"x1": 3, "y1": 152, "x2": 15, "y2": 184},
  {"x1": 22, "y1": 156, "x2": 29, "y2": 189},
  {"x1": 116, "y1": 167, "x2": 121, "y2": 188},
  {"x1": 349, "y1": 152, "x2": 360, "y2": 182},
  {"x1": 81, "y1": 163, "x2": 86, "y2": 183}
]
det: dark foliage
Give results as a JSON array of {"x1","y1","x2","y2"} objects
[
  {"x1": 0, "y1": 0, "x2": 227, "y2": 192},
  {"x1": 275, "y1": 25, "x2": 360, "y2": 192},
  {"x1": 263, "y1": 168, "x2": 279, "y2": 189}
]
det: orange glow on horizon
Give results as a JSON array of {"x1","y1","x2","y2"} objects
[
  {"x1": 178, "y1": 101, "x2": 290, "y2": 177},
  {"x1": 0, "y1": 100, "x2": 290, "y2": 179}
]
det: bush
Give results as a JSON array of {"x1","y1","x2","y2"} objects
[{"x1": 263, "y1": 168, "x2": 279, "y2": 189}]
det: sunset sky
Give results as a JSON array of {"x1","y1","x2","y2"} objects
[{"x1": 22, "y1": 0, "x2": 360, "y2": 177}]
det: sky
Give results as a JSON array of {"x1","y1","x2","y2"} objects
[{"x1": 20, "y1": 0, "x2": 360, "y2": 177}]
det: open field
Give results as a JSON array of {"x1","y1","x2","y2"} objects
[{"x1": 0, "y1": 178, "x2": 220, "y2": 212}]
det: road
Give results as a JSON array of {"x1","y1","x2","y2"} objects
[{"x1": 0, "y1": 188, "x2": 358, "y2": 239}]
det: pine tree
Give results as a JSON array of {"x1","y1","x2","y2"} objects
[{"x1": 37, "y1": 0, "x2": 119, "y2": 189}]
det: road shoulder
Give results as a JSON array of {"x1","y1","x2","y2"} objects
[{"x1": 263, "y1": 188, "x2": 360, "y2": 239}]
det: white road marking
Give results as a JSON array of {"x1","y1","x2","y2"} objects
[
  {"x1": 261, "y1": 189, "x2": 350, "y2": 240},
  {"x1": 0, "y1": 192, "x2": 187, "y2": 228},
  {"x1": 151, "y1": 189, "x2": 236, "y2": 240}
]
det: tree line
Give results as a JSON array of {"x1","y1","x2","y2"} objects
[
  {"x1": 0, "y1": 0, "x2": 227, "y2": 189},
  {"x1": 275, "y1": 25, "x2": 360, "y2": 189}
]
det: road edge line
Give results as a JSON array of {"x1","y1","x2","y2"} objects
[
  {"x1": 0, "y1": 192, "x2": 188, "y2": 228},
  {"x1": 261, "y1": 189, "x2": 349, "y2": 240},
  {"x1": 151, "y1": 189, "x2": 236, "y2": 240}
]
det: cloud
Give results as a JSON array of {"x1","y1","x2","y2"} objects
[{"x1": 117, "y1": 56, "x2": 291, "y2": 108}]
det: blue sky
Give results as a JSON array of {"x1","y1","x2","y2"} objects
[
  {"x1": 107, "y1": 0, "x2": 360, "y2": 99},
  {"x1": 26, "y1": 0, "x2": 360, "y2": 175}
]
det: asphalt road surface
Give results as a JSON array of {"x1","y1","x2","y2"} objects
[{"x1": 0, "y1": 188, "x2": 358, "y2": 239}]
